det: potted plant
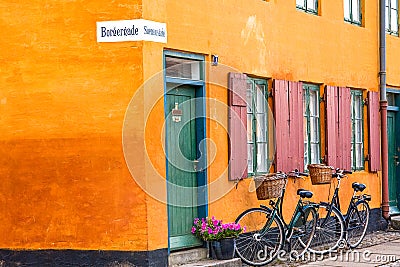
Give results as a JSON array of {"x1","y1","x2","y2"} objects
[{"x1": 191, "y1": 217, "x2": 245, "y2": 260}]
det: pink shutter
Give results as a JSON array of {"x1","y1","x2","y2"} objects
[
  {"x1": 289, "y1": 81, "x2": 305, "y2": 172},
  {"x1": 368, "y1": 91, "x2": 380, "y2": 172},
  {"x1": 228, "y1": 72, "x2": 248, "y2": 180},
  {"x1": 338, "y1": 87, "x2": 351, "y2": 170},
  {"x1": 325, "y1": 85, "x2": 338, "y2": 167},
  {"x1": 274, "y1": 80, "x2": 290, "y2": 172}
]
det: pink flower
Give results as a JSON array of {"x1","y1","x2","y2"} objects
[
  {"x1": 208, "y1": 227, "x2": 213, "y2": 234},
  {"x1": 191, "y1": 227, "x2": 196, "y2": 234}
]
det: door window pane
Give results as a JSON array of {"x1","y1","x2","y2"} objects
[{"x1": 165, "y1": 56, "x2": 201, "y2": 80}]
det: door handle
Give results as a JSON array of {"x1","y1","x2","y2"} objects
[{"x1": 193, "y1": 160, "x2": 199, "y2": 172}]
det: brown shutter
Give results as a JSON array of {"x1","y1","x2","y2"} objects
[
  {"x1": 274, "y1": 80, "x2": 290, "y2": 172},
  {"x1": 289, "y1": 81, "x2": 305, "y2": 172},
  {"x1": 368, "y1": 91, "x2": 381, "y2": 172},
  {"x1": 338, "y1": 87, "x2": 351, "y2": 170},
  {"x1": 228, "y1": 73, "x2": 248, "y2": 180},
  {"x1": 325, "y1": 85, "x2": 338, "y2": 167}
]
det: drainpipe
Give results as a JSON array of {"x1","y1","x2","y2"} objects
[{"x1": 379, "y1": 0, "x2": 390, "y2": 221}]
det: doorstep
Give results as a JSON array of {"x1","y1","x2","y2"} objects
[{"x1": 169, "y1": 248, "x2": 208, "y2": 266}]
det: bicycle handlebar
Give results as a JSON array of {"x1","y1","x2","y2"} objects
[{"x1": 332, "y1": 168, "x2": 352, "y2": 178}]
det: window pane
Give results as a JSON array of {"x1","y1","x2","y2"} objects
[
  {"x1": 386, "y1": 5, "x2": 391, "y2": 30},
  {"x1": 311, "y1": 143, "x2": 320, "y2": 163},
  {"x1": 356, "y1": 120, "x2": 363, "y2": 142},
  {"x1": 307, "y1": 0, "x2": 317, "y2": 11},
  {"x1": 354, "y1": 96, "x2": 362, "y2": 119},
  {"x1": 391, "y1": 0, "x2": 397, "y2": 8},
  {"x1": 352, "y1": 0, "x2": 361, "y2": 22},
  {"x1": 297, "y1": 0, "x2": 305, "y2": 8},
  {"x1": 304, "y1": 141, "x2": 309, "y2": 167},
  {"x1": 247, "y1": 114, "x2": 253, "y2": 142},
  {"x1": 344, "y1": 0, "x2": 351, "y2": 20},
  {"x1": 356, "y1": 144, "x2": 364, "y2": 168},
  {"x1": 309, "y1": 91, "x2": 318, "y2": 116},
  {"x1": 255, "y1": 84, "x2": 266, "y2": 113},
  {"x1": 257, "y1": 143, "x2": 268, "y2": 173},
  {"x1": 391, "y1": 9, "x2": 398, "y2": 32},
  {"x1": 310, "y1": 117, "x2": 319, "y2": 142},
  {"x1": 247, "y1": 83, "x2": 253, "y2": 113},
  {"x1": 256, "y1": 114, "x2": 267, "y2": 142},
  {"x1": 248, "y1": 144, "x2": 254, "y2": 174},
  {"x1": 387, "y1": 93, "x2": 396, "y2": 106}
]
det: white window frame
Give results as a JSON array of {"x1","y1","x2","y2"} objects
[
  {"x1": 351, "y1": 90, "x2": 365, "y2": 170},
  {"x1": 247, "y1": 78, "x2": 269, "y2": 175},
  {"x1": 303, "y1": 84, "x2": 321, "y2": 170}
]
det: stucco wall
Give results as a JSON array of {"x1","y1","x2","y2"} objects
[{"x1": 0, "y1": 0, "x2": 148, "y2": 251}]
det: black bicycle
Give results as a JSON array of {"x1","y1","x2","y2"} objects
[
  {"x1": 234, "y1": 170, "x2": 318, "y2": 265},
  {"x1": 308, "y1": 168, "x2": 371, "y2": 254}
]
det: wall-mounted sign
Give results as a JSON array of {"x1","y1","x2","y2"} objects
[{"x1": 96, "y1": 19, "x2": 167, "y2": 43}]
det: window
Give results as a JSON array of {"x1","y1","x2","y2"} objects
[
  {"x1": 165, "y1": 56, "x2": 202, "y2": 80},
  {"x1": 296, "y1": 0, "x2": 318, "y2": 14},
  {"x1": 247, "y1": 78, "x2": 269, "y2": 175},
  {"x1": 386, "y1": 0, "x2": 399, "y2": 35},
  {"x1": 344, "y1": 0, "x2": 362, "y2": 25},
  {"x1": 351, "y1": 90, "x2": 364, "y2": 170},
  {"x1": 303, "y1": 84, "x2": 321, "y2": 169}
]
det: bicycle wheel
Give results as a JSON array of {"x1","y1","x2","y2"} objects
[
  {"x1": 346, "y1": 200, "x2": 370, "y2": 248},
  {"x1": 289, "y1": 205, "x2": 317, "y2": 259},
  {"x1": 234, "y1": 208, "x2": 284, "y2": 266},
  {"x1": 308, "y1": 203, "x2": 346, "y2": 254}
]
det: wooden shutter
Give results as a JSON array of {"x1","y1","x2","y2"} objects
[
  {"x1": 289, "y1": 81, "x2": 305, "y2": 172},
  {"x1": 228, "y1": 72, "x2": 248, "y2": 180},
  {"x1": 274, "y1": 80, "x2": 290, "y2": 172},
  {"x1": 368, "y1": 91, "x2": 380, "y2": 172},
  {"x1": 274, "y1": 80, "x2": 304, "y2": 172},
  {"x1": 325, "y1": 85, "x2": 338, "y2": 166},
  {"x1": 338, "y1": 87, "x2": 351, "y2": 170},
  {"x1": 325, "y1": 86, "x2": 351, "y2": 170}
]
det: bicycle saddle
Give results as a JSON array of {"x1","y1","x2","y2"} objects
[
  {"x1": 297, "y1": 189, "x2": 313, "y2": 198},
  {"x1": 352, "y1": 182, "x2": 366, "y2": 192}
]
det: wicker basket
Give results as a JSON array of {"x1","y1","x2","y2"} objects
[
  {"x1": 307, "y1": 164, "x2": 333, "y2": 185},
  {"x1": 254, "y1": 174, "x2": 285, "y2": 200}
]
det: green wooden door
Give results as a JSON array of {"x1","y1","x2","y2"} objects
[
  {"x1": 166, "y1": 85, "x2": 202, "y2": 250},
  {"x1": 388, "y1": 111, "x2": 400, "y2": 214}
]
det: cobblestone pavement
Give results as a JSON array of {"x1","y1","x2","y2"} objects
[{"x1": 242, "y1": 230, "x2": 400, "y2": 267}]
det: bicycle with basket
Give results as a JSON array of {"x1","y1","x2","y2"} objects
[
  {"x1": 306, "y1": 164, "x2": 371, "y2": 254},
  {"x1": 234, "y1": 170, "x2": 318, "y2": 266}
]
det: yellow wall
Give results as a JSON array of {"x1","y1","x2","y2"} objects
[{"x1": 0, "y1": 0, "x2": 396, "y2": 253}]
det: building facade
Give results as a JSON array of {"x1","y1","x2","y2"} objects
[{"x1": 1, "y1": 0, "x2": 400, "y2": 266}]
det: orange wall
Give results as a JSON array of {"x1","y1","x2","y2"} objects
[
  {"x1": 0, "y1": 0, "x2": 152, "y2": 251},
  {"x1": 0, "y1": 0, "x2": 395, "y2": 253}
]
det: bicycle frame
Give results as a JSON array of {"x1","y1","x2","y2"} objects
[
  {"x1": 263, "y1": 178, "x2": 317, "y2": 241},
  {"x1": 322, "y1": 175, "x2": 370, "y2": 226}
]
